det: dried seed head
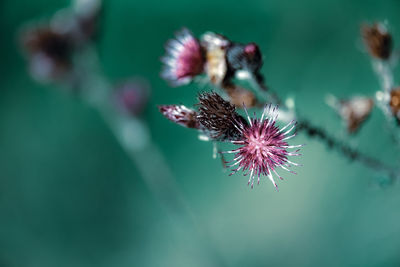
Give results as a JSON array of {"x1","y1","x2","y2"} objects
[
  {"x1": 158, "y1": 105, "x2": 199, "y2": 129},
  {"x1": 327, "y1": 95, "x2": 374, "y2": 134},
  {"x1": 22, "y1": 26, "x2": 72, "y2": 66},
  {"x1": 336, "y1": 96, "x2": 374, "y2": 133},
  {"x1": 390, "y1": 88, "x2": 400, "y2": 122},
  {"x1": 340, "y1": 97, "x2": 374, "y2": 133},
  {"x1": 196, "y1": 92, "x2": 247, "y2": 141},
  {"x1": 20, "y1": 25, "x2": 73, "y2": 82},
  {"x1": 361, "y1": 23, "x2": 393, "y2": 60}
]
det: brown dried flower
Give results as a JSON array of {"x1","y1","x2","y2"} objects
[
  {"x1": 361, "y1": 23, "x2": 393, "y2": 60},
  {"x1": 22, "y1": 27, "x2": 72, "y2": 68},
  {"x1": 196, "y1": 92, "x2": 247, "y2": 141},
  {"x1": 390, "y1": 88, "x2": 400, "y2": 122},
  {"x1": 333, "y1": 96, "x2": 374, "y2": 134},
  {"x1": 20, "y1": 25, "x2": 73, "y2": 82}
]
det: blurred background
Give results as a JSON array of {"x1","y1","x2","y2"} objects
[{"x1": 2, "y1": 0, "x2": 400, "y2": 266}]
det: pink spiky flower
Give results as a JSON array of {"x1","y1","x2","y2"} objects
[
  {"x1": 161, "y1": 28, "x2": 205, "y2": 86},
  {"x1": 224, "y1": 105, "x2": 302, "y2": 190}
]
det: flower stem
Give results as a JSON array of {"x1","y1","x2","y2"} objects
[
  {"x1": 247, "y1": 74, "x2": 398, "y2": 181},
  {"x1": 297, "y1": 118, "x2": 397, "y2": 181},
  {"x1": 74, "y1": 47, "x2": 228, "y2": 267}
]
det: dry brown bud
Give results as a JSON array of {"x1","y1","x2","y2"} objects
[
  {"x1": 196, "y1": 92, "x2": 247, "y2": 141},
  {"x1": 390, "y1": 88, "x2": 400, "y2": 122},
  {"x1": 361, "y1": 23, "x2": 393, "y2": 60},
  {"x1": 339, "y1": 97, "x2": 374, "y2": 134}
]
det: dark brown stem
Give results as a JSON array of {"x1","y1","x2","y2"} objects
[
  {"x1": 297, "y1": 118, "x2": 397, "y2": 181},
  {"x1": 251, "y1": 72, "x2": 281, "y2": 105},
  {"x1": 249, "y1": 77, "x2": 398, "y2": 182}
]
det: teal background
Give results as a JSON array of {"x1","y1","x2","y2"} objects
[{"x1": 1, "y1": 0, "x2": 400, "y2": 266}]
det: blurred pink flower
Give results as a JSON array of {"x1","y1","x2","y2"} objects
[
  {"x1": 161, "y1": 28, "x2": 205, "y2": 86},
  {"x1": 114, "y1": 78, "x2": 150, "y2": 116}
]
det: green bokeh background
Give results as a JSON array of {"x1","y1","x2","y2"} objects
[{"x1": 1, "y1": 0, "x2": 400, "y2": 266}]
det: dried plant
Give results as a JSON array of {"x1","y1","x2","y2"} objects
[
  {"x1": 196, "y1": 92, "x2": 247, "y2": 141},
  {"x1": 19, "y1": 3, "x2": 225, "y2": 265},
  {"x1": 362, "y1": 22, "x2": 392, "y2": 60},
  {"x1": 160, "y1": 26, "x2": 400, "y2": 186}
]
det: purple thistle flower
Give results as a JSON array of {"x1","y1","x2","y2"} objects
[
  {"x1": 158, "y1": 105, "x2": 200, "y2": 129},
  {"x1": 161, "y1": 28, "x2": 205, "y2": 86},
  {"x1": 223, "y1": 105, "x2": 302, "y2": 190}
]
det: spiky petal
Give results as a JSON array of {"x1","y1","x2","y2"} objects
[
  {"x1": 161, "y1": 28, "x2": 205, "y2": 86},
  {"x1": 224, "y1": 105, "x2": 302, "y2": 190},
  {"x1": 158, "y1": 105, "x2": 200, "y2": 129}
]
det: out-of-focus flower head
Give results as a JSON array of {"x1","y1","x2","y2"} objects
[
  {"x1": 226, "y1": 42, "x2": 263, "y2": 75},
  {"x1": 71, "y1": 0, "x2": 102, "y2": 42},
  {"x1": 21, "y1": 25, "x2": 73, "y2": 82},
  {"x1": 161, "y1": 28, "x2": 267, "y2": 89},
  {"x1": 161, "y1": 28, "x2": 205, "y2": 86},
  {"x1": 158, "y1": 105, "x2": 200, "y2": 129},
  {"x1": 200, "y1": 32, "x2": 231, "y2": 85},
  {"x1": 50, "y1": 0, "x2": 102, "y2": 45},
  {"x1": 20, "y1": 0, "x2": 102, "y2": 83},
  {"x1": 390, "y1": 88, "x2": 400, "y2": 122},
  {"x1": 361, "y1": 22, "x2": 393, "y2": 60},
  {"x1": 196, "y1": 92, "x2": 248, "y2": 141},
  {"x1": 224, "y1": 105, "x2": 301, "y2": 189},
  {"x1": 73, "y1": 0, "x2": 102, "y2": 21},
  {"x1": 327, "y1": 95, "x2": 374, "y2": 134},
  {"x1": 114, "y1": 78, "x2": 150, "y2": 116},
  {"x1": 223, "y1": 83, "x2": 257, "y2": 107}
]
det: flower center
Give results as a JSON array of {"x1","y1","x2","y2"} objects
[{"x1": 248, "y1": 132, "x2": 269, "y2": 156}]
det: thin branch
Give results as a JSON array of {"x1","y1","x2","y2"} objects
[
  {"x1": 66, "y1": 47, "x2": 229, "y2": 267},
  {"x1": 242, "y1": 73, "x2": 399, "y2": 181},
  {"x1": 297, "y1": 118, "x2": 398, "y2": 181}
]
